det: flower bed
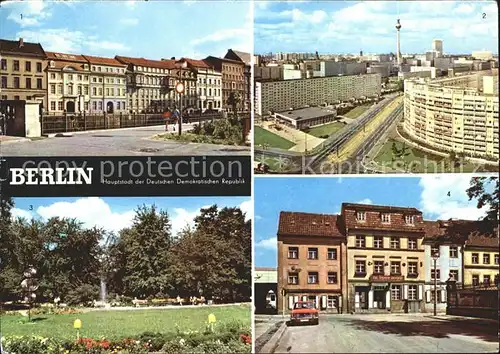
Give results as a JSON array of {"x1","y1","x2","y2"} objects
[{"x1": 1, "y1": 322, "x2": 252, "y2": 353}]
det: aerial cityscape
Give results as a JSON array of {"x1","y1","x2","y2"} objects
[
  {"x1": 253, "y1": 1, "x2": 499, "y2": 174},
  {"x1": 254, "y1": 176, "x2": 499, "y2": 353},
  {"x1": 0, "y1": 1, "x2": 252, "y2": 156}
]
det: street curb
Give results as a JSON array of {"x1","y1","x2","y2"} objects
[
  {"x1": 46, "y1": 124, "x2": 167, "y2": 138},
  {"x1": 0, "y1": 138, "x2": 31, "y2": 145},
  {"x1": 260, "y1": 321, "x2": 287, "y2": 354}
]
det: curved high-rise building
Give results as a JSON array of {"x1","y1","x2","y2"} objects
[{"x1": 403, "y1": 70, "x2": 499, "y2": 160}]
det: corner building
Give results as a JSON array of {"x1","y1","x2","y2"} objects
[
  {"x1": 277, "y1": 212, "x2": 348, "y2": 314},
  {"x1": 343, "y1": 203, "x2": 426, "y2": 313}
]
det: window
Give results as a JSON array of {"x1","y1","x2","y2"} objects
[
  {"x1": 373, "y1": 236, "x2": 383, "y2": 248},
  {"x1": 430, "y1": 290, "x2": 442, "y2": 303},
  {"x1": 288, "y1": 272, "x2": 298, "y2": 285},
  {"x1": 356, "y1": 211, "x2": 366, "y2": 221},
  {"x1": 472, "y1": 275, "x2": 479, "y2": 286},
  {"x1": 355, "y1": 260, "x2": 366, "y2": 275},
  {"x1": 1, "y1": 59, "x2": 6, "y2": 70},
  {"x1": 390, "y1": 237, "x2": 400, "y2": 249},
  {"x1": 405, "y1": 215, "x2": 414, "y2": 224},
  {"x1": 374, "y1": 261, "x2": 384, "y2": 274},
  {"x1": 390, "y1": 262, "x2": 401, "y2": 275},
  {"x1": 84, "y1": 86, "x2": 89, "y2": 95},
  {"x1": 1, "y1": 76, "x2": 6, "y2": 88},
  {"x1": 25, "y1": 61, "x2": 31, "y2": 72},
  {"x1": 483, "y1": 254, "x2": 490, "y2": 264},
  {"x1": 37, "y1": 78, "x2": 42, "y2": 89},
  {"x1": 13, "y1": 77, "x2": 20, "y2": 88},
  {"x1": 58, "y1": 101, "x2": 63, "y2": 110},
  {"x1": 288, "y1": 247, "x2": 298, "y2": 259},
  {"x1": 14, "y1": 95, "x2": 20, "y2": 100},
  {"x1": 471, "y1": 253, "x2": 479, "y2": 264},
  {"x1": 449, "y1": 246, "x2": 458, "y2": 258},
  {"x1": 50, "y1": 101, "x2": 56, "y2": 111},
  {"x1": 307, "y1": 272, "x2": 318, "y2": 284},
  {"x1": 327, "y1": 272, "x2": 338, "y2": 284},
  {"x1": 50, "y1": 84, "x2": 55, "y2": 94},
  {"x1": 483, "y1": 275, "x2": 491, "y2": 285},
  {"x1": 391, "y1": 285, "x2": 401, "y2": 300},
  {"x1": 381, "y1": 213, "x2": 391, "y2": 223},
  {"x1": 327, "y1": 296, "x2": 337, "y2": 309},
  {"x1": 408, "y1": 262, "x2": 418, "y2": 276},
  {"x1": 327, "y1": 248, "x2": 337, "y2": 260},
  {"x1": 431, "y1": 269, "x2": 440, "y2": 280},
  {"x1": 355, "y1": 235, "x2": 365, "y2": 248},
  {"x1": 431, "y1": 246, "x2": 440, "y2": 257},
  {"x1": 307, "y1": 248, "x2": 318, "y2": 259},
  {"x1": 36, "y1": 62, "x2": 42, "y2": 72},
  {"x1": 13, "y1": 60, "x2": 19, "y2": 71},
  {"x1": 408, "y1": 285, "x2": 417, "y2": 300},
  {"x1": 408, "y1": 239, "x2": 417, "y2": 250},
  {"x1": 495, "y1": 254, "x2": 499, "y2": 265},
  {"x1": 0, "y1": 95, "x2": 6, "y2": 100},
  {"x1": 449, "y1": 269, "x2": 458, "y2": 281}
]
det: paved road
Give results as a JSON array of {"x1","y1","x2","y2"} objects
[
  {"x1": 0, "y1": 124, "x2": 250, "y2": 156},
  {"x1": 272, "y1": 314, "x2": 499, "y2": 353}
]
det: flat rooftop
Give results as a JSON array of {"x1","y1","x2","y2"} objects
[{"x1": 275, "y1": 107, "x2": 336, "y2": 121}]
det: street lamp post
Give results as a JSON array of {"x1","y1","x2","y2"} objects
[{"x1": 432, "y1": 252, "x2": 439, "y2": 316}]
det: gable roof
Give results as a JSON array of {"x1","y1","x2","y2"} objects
[
  {"x1": 82, "y1": 55, "x2": 126, "y2": 67},
  {"x1": 179, "y1": 57, "x2": 211, "y2": 69},
  {"x1": 225, "y1": 49, "x2": 251, "y2": 65},
  {"x1": 115, "y1": 56, "x2": 176, "y2": 69},
  {"x1": 46, "y1": 51, "x2": 87, "y2": 62},
  {"x1": 278, "y1": 211, "x2": 344, "y2": 238},
  {"x1": 0, "y1": 38, "x2": 45, "y2": 57}
]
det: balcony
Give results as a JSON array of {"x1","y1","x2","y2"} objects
[{"x1": 407, "y1": 273, "x2": 419, "y2": 279}]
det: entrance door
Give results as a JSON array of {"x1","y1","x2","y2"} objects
[
  {"x1": 107, "y1": 101, "x2": 114, "y2": 113},
  {"x1": 66, "y1": 101, "x2": 75, "y2": 113},
  {"x1": 374, "y1": 290, "x2": 386, "y2": 309}
]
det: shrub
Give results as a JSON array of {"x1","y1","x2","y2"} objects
[{"x1": 1, "y1": 335, "x2": 64, "y2": 354}]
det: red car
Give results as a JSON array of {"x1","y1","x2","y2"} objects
[{"x1": 290, "y1": 301, "x2": 319, "y2": 325}]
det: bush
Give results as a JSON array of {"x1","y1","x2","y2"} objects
[
  {"x1": 65, "y1": 284, "x2": 99, "y2": 306},
  {"x1": 1, "y1": 335, "x2": 63, "y2": 354}
]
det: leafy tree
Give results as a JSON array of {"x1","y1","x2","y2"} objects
[
  {"x1": 391, "y1": 141, "x2": 411, "y2": 171},
  {"x1": 227, "y1": 91, "x2": 241, "y2": 120},
  {"x1": 115, "y1": 205, "x2": 173, "y2": 298},
  {"x1": 466, "y1": 177, "x2": 499, "y2": 221},
  {"x1": 169, "y1": 205, "x2": 251, "y2": 302}
]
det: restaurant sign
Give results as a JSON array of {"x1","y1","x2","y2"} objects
[{"x1": 370, "y1": 274, "x2": 404, "y2": 282}]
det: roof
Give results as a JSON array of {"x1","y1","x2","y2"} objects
[
  {"x1": 275, "y1": 107, "x2": 336, "y2": 121},
  {"x1": 46, "y1": 51, "x2": 87, "y2": 62},
  {"x1": 115, "y1": 56, "x2": 176, "y2": 69},
  {"x1": 342, "y1": 203, "x2": 421, "y2": 214},
  {"x1": 278, "y1": 212, "x2": 344, "y2": 238},
  {"x1": 49, "y1": 60, "x2": 89, "y2": 71},
  {"x1": 423, "y1": 219, "x2": 499, "y2": 247},
  {"x1": 0, "y1": 38, "x2": 45, "y2": 57},
  {"x1": 205, "y1": 55, "x2": 245, "y2": 66},
  {"x1": 225, "y1": 49, "x2": 251, "y2": 65},
  {"x1": 255, "y1": 267, "x2": 277, "y2": 272},
  {"x1": 342, "y1": 203, "x2": 424, "y2": 234},
  {"x1": 82, "y1": 55, "x2": 126, "y2": 67},
  {"x1": 179, "y1": 58, "x2": 211, "y2": 69}
]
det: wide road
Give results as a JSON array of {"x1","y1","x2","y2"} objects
[
  {"x1": 0, "y1": 124, "x2": 250, "y2": 156},
  {"x1": 273, "y1": 314, "x2": 499, "y2": 353}
]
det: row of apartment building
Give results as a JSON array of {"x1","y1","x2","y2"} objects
[
  {"x1": 0, "y1": 38, "x2": 250, "y2": 114},
  {"x1": 276, "y1": 203, "x2": 499, "y2": 314}
]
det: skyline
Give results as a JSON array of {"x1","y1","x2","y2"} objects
[
  {"x1": 254, "y1": 1, "x2": 498, "y2": 55},
  {"x1": 12, "y1": 196, "x2": 252, "y2": 236},
  {"x1": 254, "y1": 176, "x2": 490, "y2": 268},
  {"x1": 0, "y1": 0, "x2": 251, "y2": 59}
]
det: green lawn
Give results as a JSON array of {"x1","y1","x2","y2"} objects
[
  {"x1": 254, "y1": 126, "x2": 295, "y2": 149},
  {"x1": 1, "y1": 304, "x2": 250, "y2": 341},
  {"x1": 373, "y1": 139, "x2": 497, "y2": 173},
  {"x1": 308, "y1": 122, "x2": 346, "y2": 138},
  {"x1": 343, "y1": 104, "x2": 371, "y2": 119}
]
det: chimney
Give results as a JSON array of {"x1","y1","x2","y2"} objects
[
  {"x1": 19, "y1": 38, "x2": 24, "y2": 47},
  {"x1": 171, "y1": 57, "x2": 175, "y2": 60}
]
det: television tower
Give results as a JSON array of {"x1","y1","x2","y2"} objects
[{"x1": 395, "y1": 19, "x2": 402, "y2": 66}]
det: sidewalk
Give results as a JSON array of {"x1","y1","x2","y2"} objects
[{"x1": 0, "y1": 135, "x2": 30, "y2": 144}]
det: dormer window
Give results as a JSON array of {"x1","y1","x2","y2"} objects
[
  {"x1": 381, "y1": 213, "x2": 391, "y2": 223},
  {"x1": 50, "y1": 60, "x2": 55, "y2": 68},
  {"x1": 356, "y1": 211, "x2": 366, "y2": 222},
  {"x1": 405, "y1": 215, "x2": 414, "y2": 224}
]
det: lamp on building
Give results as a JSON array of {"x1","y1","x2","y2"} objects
[{"x1": 431, "y1": 252, "x2": 439, "y2": 316}]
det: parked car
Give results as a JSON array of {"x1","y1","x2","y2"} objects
[{"x1": 290, "y1": 300, "x2": 319, "y2": 325}]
